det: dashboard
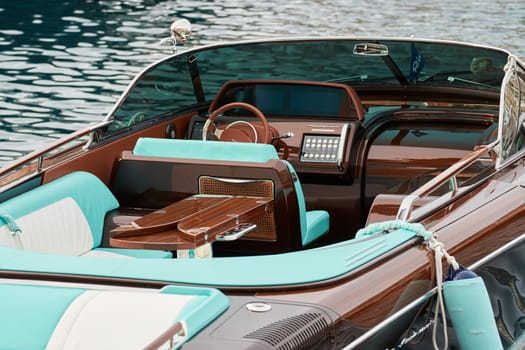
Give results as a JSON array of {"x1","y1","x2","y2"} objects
[
  {"x1": 187, "y1": 79, "x2": 363, "y2": 177},
  {"x1": 187, "y1": 115, "x2": 357, "y2": 176}
]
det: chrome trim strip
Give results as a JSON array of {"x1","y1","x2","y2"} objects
[{"x1": 0, "y1": 120, "x2": 111, "y2": 178}]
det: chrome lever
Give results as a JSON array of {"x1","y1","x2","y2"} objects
[{"x1": 272, "y1": 132, "x2": 294, "y2": 141}]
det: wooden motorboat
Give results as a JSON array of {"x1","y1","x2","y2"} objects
[{"x1": 1, "y1": 23, "x2": 524, "y2": 349}]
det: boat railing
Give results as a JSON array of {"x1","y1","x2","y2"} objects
[
  {"x1": 396, "y1": 139, "x2": 499, "y2": 221},
  {"x1": 0, "y1": 121, "x2": 111, "y2": 188},
  {"x1": 144, "y1": 321, "x2": 185, "y2": 350}
]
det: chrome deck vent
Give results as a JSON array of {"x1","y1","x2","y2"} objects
[{"x1": 243, "y1": 312, "x2": 331, "y2": 350}]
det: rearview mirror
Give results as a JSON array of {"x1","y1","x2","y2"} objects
[
  {"x1": 170, "y1": 19, "x2": 192, "y2": 43},
  {"x1": 160, "y1": 19, "x2": 192, "y2": 51}
]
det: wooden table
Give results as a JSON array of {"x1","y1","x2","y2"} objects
[{"x1": 110, "y1": 195, "x2": 273, "y2": 250}]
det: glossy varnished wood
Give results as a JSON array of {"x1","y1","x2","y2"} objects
[
  {"x1": 177, "y1": 196, "x2": 273, "y2": 241},
  {"x1": 110, "y1": 195, "x2": 273, "y2": 250},
  {"x1": 111, "y1": 196, "x2": 229, "y2": 237},
  {"x1": 110, "y1": 152, "x2": 303, "y2": 254},
  {"x1": 41, "y1": 113, "x2": 195, "y2": 186},
  {"x1": 258, "y1": 168, "x2": 525, "y2": 328}
]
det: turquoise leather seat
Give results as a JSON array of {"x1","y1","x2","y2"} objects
[
  {"x1": 133, "y1": 138, "x2": 329, "y2": 246},
  {"x1": 283, "y1": 161, "x2": 330, "y2": 246},
  {"x1": 0, "y1": 171, "x2": 171, "y2": 258},
  {"x1": 0, "y1": 282, "x2": 228, "y2": 350}
]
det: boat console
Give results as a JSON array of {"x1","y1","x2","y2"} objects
[
  {"x1": 109, "y1": 138, "x2": 330, "y2": 256},
  {"x1": 187, "y1": 80, "x2": 364, "y2": 176}
]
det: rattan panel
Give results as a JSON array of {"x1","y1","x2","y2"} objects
[{"x1": 199, "y1": 176, "x2": 277, "y2": 241}]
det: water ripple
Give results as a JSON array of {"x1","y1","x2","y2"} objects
[{"x1": 0, "y1": 0, "x2": 524, "y2": 166}]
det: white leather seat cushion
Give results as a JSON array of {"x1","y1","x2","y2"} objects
[{"x1": 46, "y1": 290, "x2": 195, "y2": 350}]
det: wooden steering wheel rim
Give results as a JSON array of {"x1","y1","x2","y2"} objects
[{"x1": 205, "y1": 102, "x2": 271, "y2": 144}]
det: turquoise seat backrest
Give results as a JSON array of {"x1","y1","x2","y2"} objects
[
  {"x1": 0, "y1": 171, "x2": 119, "y2": 247},
  {"x1": 133, "y1": 138, "x2": 279, "y2": 162}
]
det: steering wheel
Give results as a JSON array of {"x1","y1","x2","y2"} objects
[{"x1": 203, "y1": 102, "x2": 272, "y2": 144}]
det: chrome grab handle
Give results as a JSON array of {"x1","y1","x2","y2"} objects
[
  {"x1": 336, "y1": 123, "x2": 349, "y2": 171},
  {"x1": 396, "y1": 140, "x2": 498, "y2": 221}
]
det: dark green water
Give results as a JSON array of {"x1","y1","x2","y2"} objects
[{"x1": 0, "y1": 0, "x2": 524, "y2": 165}]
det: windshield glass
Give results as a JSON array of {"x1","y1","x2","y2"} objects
[{"x1": 107, "y1": 39, "x2": 509, "y2": 132}]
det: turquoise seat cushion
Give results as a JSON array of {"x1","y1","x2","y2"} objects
[
  {"x1": 0, "y1": 227, "x2": 420, "y2": 287},
  {"x1": 133, "y1": 138, "x2": 279, "y2": 162},
  {"x1": 303, "y1": 210, "x2": 330, "y2": 246},
  {"x1": 0, "y1": 284, "x2": 84, "y2": 350},
  {"x1": 0, "y1": 282, "x2": 228, "y2": 350},
  {"x1": 94, "y1": 247, "x2": 173, "y2": 259}
]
